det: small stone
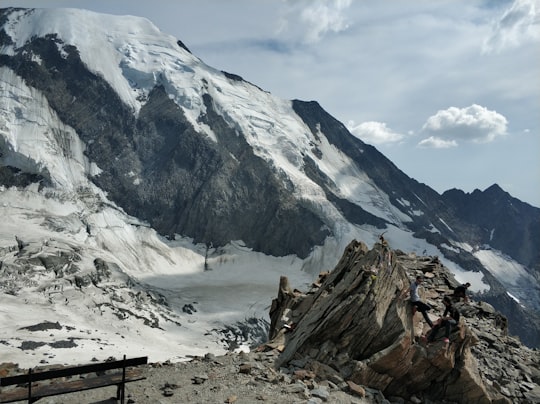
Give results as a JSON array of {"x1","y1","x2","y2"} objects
[
  {"x1": 162, "y1": 388, "x2": 174, "y2": 397},
  {"x1": 239, "y1": 363, "x2": 254, "y2": 374},
  {"x1": 192, "y1": 374, "x2": 209, "y2": 384},
  {"x1": 346, "y1": 380, "x2": 365, "y2": 398},
  {"x1": 311, "y1": 387, "x2": 330, "y2": 400},
  {"x1": 285, "y1": 382, "x2": 306, "y2": 394},
  {"x1": 293, "y1": 369, "x2": 315, "y2": 380},
  {"x1": 204, "y1": 353, "x2": 216, "y2": 361}
]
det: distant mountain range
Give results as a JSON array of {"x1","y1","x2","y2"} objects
[{"x1": 0, "y1": 7, "x2": 538, "y2": 357}]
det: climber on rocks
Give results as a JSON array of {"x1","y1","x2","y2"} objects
[
  {"x1": 452, "y1": 282, "x2": 471, "y2": 303},
  {"x1": 402, "y1": 275, "x2": 434, "y2": 328},
  {"x1": 427, "y1": 296, "x2": 460, "y2": 343}
]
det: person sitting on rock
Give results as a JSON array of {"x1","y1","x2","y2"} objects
[
  {"x1": 403, "y1": 275, "x2": 433, "y2": 328},
  {"x1": 427, "y1": 296, "x2": 460, "y2": 343},
  {"x1": 452, "y1": 282, "x2": 471, "y2": 302}
]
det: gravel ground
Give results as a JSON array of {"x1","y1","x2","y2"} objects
[{"x1": 2, "y1": 350, "x2": 373, "y2": 404}]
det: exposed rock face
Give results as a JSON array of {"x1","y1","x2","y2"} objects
[
  {"x1": 269, "y1": 240, "x2": 540, "y2": 403},
  {"x1": 0, "y1": 27, "x2": 328, "y2": 259},
  {"x1": 442, "y1": 185, "x2": 540, "y2": 271}
]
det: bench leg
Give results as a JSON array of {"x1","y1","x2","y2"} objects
[{"x1": 116, "y1": 383, "x2": 125, "y2": 404}]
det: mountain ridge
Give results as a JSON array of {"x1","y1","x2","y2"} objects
[{"x1": 442, "y1": 184, "x2": 540, "y2": 270}]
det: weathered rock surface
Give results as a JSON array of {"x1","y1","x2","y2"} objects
[{"x1": 268, "y1": 240, "x2": 540, "y2": 403}]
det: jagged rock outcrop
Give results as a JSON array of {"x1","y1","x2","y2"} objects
[{"x1": 268, "y1": 240, "x2": 540, "y2": 403}]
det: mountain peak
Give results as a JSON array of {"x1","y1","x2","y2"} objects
[
  {"x1": 474, "y1": 183, "x2": 508, "y2": 199},
  {"x1": 484, "y1": 183, "x2": 504, "y2": 193}
]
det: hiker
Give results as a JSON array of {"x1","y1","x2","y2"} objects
[
  {"x1": 453, "y1": 282, "x2": 471, "y2": 302},
  {"x1": 403, "y1": 275, "x2": 433, "y2": 328},
  {"x1": 427, "y1": 296, "x2": 460, "y2": 343}
]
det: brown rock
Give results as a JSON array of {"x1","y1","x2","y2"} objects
[{"x1": 347, "y1": 380, "x2": 366, "y2": 397}]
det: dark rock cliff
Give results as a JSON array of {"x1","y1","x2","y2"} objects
[
  {"x1": 0, "y1": 29, "x2": 328, "y2": 258},
  {"x1": 442, "y1": 185, "x2": 540, "y2": 271}
]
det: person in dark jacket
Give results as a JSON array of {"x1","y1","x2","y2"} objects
[
  {"x1": 427, "y1": 296, "x2": 460, "y2": 343},
  {"x1": 453, "y1": 282, "x2": 471, "y2": 302}
]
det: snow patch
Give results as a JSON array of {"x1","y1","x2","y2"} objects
[
  {"x1": 438, "y1": 217, "x2": 454, "y2": 233},
  {"x1": 428, "y1": 224, "x2": 441, "y2": 234},
  {"x1": 397, "y1": 198, "x2": 411, "y2": 207},
  {"x1": 440, "y1": 243, "x2": 460, "y2": 253},
  {"x1": 507, "y1": 291, "x2": 520, "y2": 303},
  {"x1": 474, "y1": 248, "x2": 533, "y2": 288}
]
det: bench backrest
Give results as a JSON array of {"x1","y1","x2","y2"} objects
[{"x1": 0, "y1": 356, "x2": 148, "y2": 387}]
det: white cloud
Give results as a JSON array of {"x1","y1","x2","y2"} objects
[
  {"x1": 417, "y1": 136, "x2": 458, "y2": 149},
  {"x1": 483, "y1": 0, "x2": 540, "y2": 53},
  {"x1": 347, "y1": 120, "x2": 404, "y2": 145},
  {"x1": 421, "y1": 104, "x2": 508, "y2": 145},
  {"x1": 280, "y1": 0, "x2": 352, "y2": 43}
]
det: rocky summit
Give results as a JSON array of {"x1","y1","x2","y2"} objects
[{"x1": 267, "y1": 240, "x2": 540, "y2": 403}]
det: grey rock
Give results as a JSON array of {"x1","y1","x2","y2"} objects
[
  {"x1": 191, "y1": 374, "x2": 208, "y2": 384},
  {"x1": 161, "y1": 388, "x2": 174, "y2": 397},
  {"x1": 523, "y1": 385, "x2": 540, "y2": 402},
  {"x1": 310, "y1": 387, "x2": 330, "y2": 400},
  {"x1": 285, "y1": 383, "x2": 306, "y2": 394}
]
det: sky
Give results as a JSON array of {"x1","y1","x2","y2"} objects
[{"x1": 3, "y1": 0, "x2": 539, "y2": 207}]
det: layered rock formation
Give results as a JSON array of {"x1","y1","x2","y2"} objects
[{"x1": 268, "y1": 240, "x2": 540, "y2": 403}]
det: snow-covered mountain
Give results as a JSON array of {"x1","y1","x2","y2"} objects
[{"x1": 0, "y1": 7, "x2": 538, "y2": 366}]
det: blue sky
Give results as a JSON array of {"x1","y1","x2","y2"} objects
[{"x1": 5, "y1": 0, "x2": 540, "y2": 207}]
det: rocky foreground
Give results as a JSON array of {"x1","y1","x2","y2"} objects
[
  {"x1": 266, "y1": 240, "x2": 540, "y2": 403},
  {"x1": 1, "y1": 350, "x2": 380, "y2": 404},
  {"x1": 1, "y1": 240, "x2": 540, "y2": 403}
]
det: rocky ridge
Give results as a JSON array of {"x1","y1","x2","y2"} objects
[{"x1": 267, "y1": 240, "x2": 540, "y2": 403}]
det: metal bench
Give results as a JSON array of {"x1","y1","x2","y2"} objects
[{"x1": 0, "y1": 355, "x2": 147, "y2": 403}]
